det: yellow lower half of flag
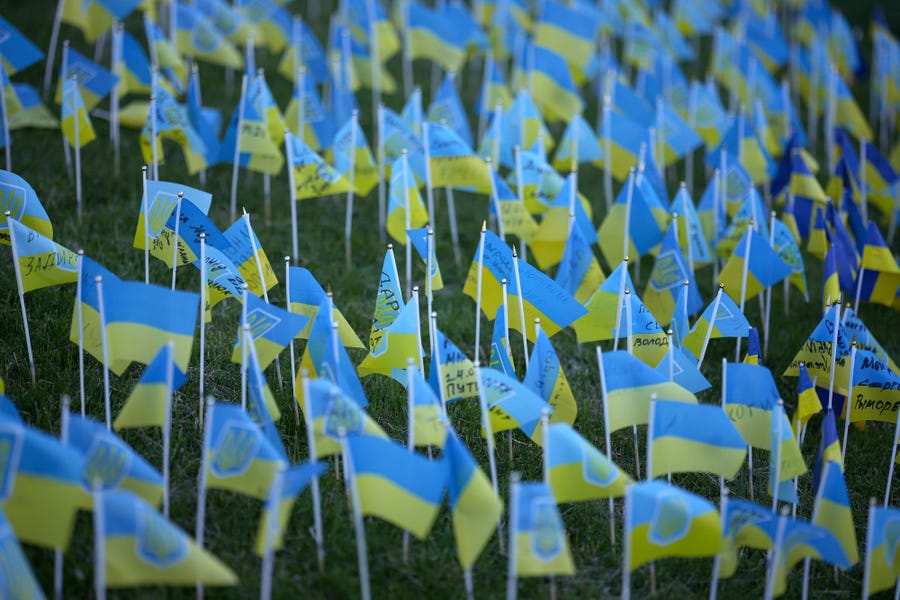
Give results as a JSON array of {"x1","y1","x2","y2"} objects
[
  {"x1": 650, "y1": 436, "x2": 746, "y2": 480},
  {"x1": 507, "y1": 296, "x2": 563, "y2": 342},
  {"x1": 104, "y1": 536, "x2": 238, "y2": 587},
  {"x1": 629, "y1": 512, "x2": 721, "y2": 570},
  {"x1": 632, "y1": 333, "x2": 669, "y2": 368},
  {"x1": 292, "y1": 303, "x2": 364, "y2": 348},
  {"x1": 549, "y1": 462, "x2": 628, "y2": 503},
  {"x1": 62, "y1": 111, "x2": 96, "y2": 149},
  {"x1": 717, "y1": 523, "x2": 775, "y2": 579},
  {"x1": 848, "y1": 389, "x2": 900, "y2": 424},
  {"x1": 174, "y1": 32, "x2": 242, "y2": 70},
  {"x1": 498, "y1": 202, "x2": 538, "y2": 242},
  {"x1": 413, "y1": 404, "x2": 446, "y2": 448},
  {"x1": 595, "y1": 140, "x2": 638, "y2": 182},
  {"x1": 430, "y1": 156, "x2": 493, "y2": 193},
  {"x1": 408, "y1": 30, "x2": 465, "y2": 73},
  {"x1": 724, "y1": 404, "x2": 771, "y2": 449},
  {"x1": 534, "y1": 29, "x2": 593, "y2": 73},
  {"x1": 254, "y1": 498, "x2": 296, "y2": 557},
  {"x1": 452, "y1": 474, "x2": 502, "y2": 570},
  {"x1": 358, "y1": 333, "x2": 420, "y2": 378},
  {"x1": 17, "y1": 250, "x2": 78, "y2": 293},
  {"x1": 608, "y1": 383, "x2": 696, "y2": 433},
  {"x1": 530, "y1": 72, "x2": 583, "y2": 124},
  {"x1": 641, "y1": 287, "x2": 676, "y2": 329},
  {"x1": 866, "y1": 541, "x2": 900, "y2": 595},
  {"x1": 207, "y1": 458, "x2": 278, "y2": 501},
  {"x1": 815, "y1": 497, "x2": 859, "y2": 565},
  {"x1": 6, "y1": 473, "x2": 81, "y2": 550},
  {"x1": 515, "y1": 532, "x2": 576, "y2": 577},
  {"x1": 463, "y1": 263, "x2": 504, "y2": 323},
  {"x1": 572, "y1": 289, "x2": 618, "y2": 344},
  {"x1": 231, "y1": 337, "x2": 285, "y2": 371},
  {"x1": 717, "y1": 258, "x2": 766, "y2": 301},
  {"x1": 114, "y1": 382, "x2": 169, "y2": 430},
  {"x1": 355, "y1": 473, "x2": 440, "y2": 540}
]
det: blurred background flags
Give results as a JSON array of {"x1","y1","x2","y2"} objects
[
  {"x1": 6, "y1": 217, "x2": 78, "y2": 292},
  {"x1": 0, "y1": 507, "x2": 44, "y2": 598},
  {"x1": 285, "y1": 73, "x2": 335, "y2": 154},
  {"x1": 770, "y1": 516, "x2": 850, "y2": 597},
  {"x1": 332, "y1": 113, "x2": 378, "y2": 196},
  {"x1": 864, "y1": 504, "x2": 900, "y2": 596},
  {"x1": 444, "y1": 428, "x2": 503, "y2": 570},
  {"x1": 428, "y1": 73, "x2": 472, "y2": 149},
  {"x1": 406, "y1": 3, "x2": 468, "y2": 73},
  {"x1": 545, "y1": 423, "x2": 631, "y2": 503},
  {"x1": 300, "y1": 378, "x2": 386, "y2": 458},
  {"x1": 551, "y1": 113, "x2": 602, "y2": 170},
  {"x1": 386, "y1": 157, "x2": 427, "y2": 244},
  {"x1": 346, "y1": 434, "x2": 445, "y2": 539},
  {"x1": 0, "y1": 15, "x2": 43, "y2": 76},
  {"x1": 56, "y1": 47, "x2": 118, "y2": 112},
  {"x1": 61, "y1": 77, "x2": 96, "y2": 149},
  {"x1": 173, "y1": 1, "x2": 242, "y2": 69}
]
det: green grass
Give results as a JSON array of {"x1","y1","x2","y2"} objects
[{"x1": 2, "y1": 1, "x2": 900, "y2": 598}]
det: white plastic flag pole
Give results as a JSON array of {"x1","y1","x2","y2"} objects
[
  {"x1": 260, "y1": 464, "x2": 285, "y2": 600},
  {"x1": 283, "y1": 258, "x2": 301, "y2": 429},
  {"x1": 763, "y1": 507, "x2": 791, "y2": 600},
  {"x1": 708, "y1": 487, "x2": 730, "y2": 600},
  {"x1": 198, "y1": 234, "x2": 207, "y2": 429},
  {"x1": 403, "y1": 150, "x2": 412, "y2": 297},
  {"x1": 71, "y1": 74, "x2": 84, "y2": 220},
  {"x1": 426, "y1": 230, "x2": 435, "y2": 352},
  {"x1": 300, "y1": 371, "x2": 326, "y2": 570},
  {"x1": 149, "y1": 90, "x2": 158, "y2": 181},
  {"x1": 44, "y1": 0, "x2": 66, "y2": 98},
  {"x1": 76, "y1": 250, "x2": 86, "y2": 414},
  {"x1": 92, "y1": 478, "x2": 107, "y2": 600},
  {"x1": 5, "y1": 214, "x2": 35, "y2": 385},
  {"x1": 473, "y1": 361, "x2": 503, "y2": 553},
  {"x1": 402, "y1": 358, "x2": 416, "y2": 563},
  {"x1": 345, "y1": 110, "x2": 359, "y2": 266},
  {"x1": 430, "y1": 311, "x2": 446, "y2": 416},
  {"x1": 162, "y1": 341, "x2": 175, "y2": 518},
  {"x1": 720, "y1": 357, "x2": 729, "y2": 497},
  {"x1": 474, "y1": 222, "x2": 487, "y2": 363},
  {"x1": 340, "y1": 429, "x2": 371, "y2": 600},
  {"x1": 170, "y1": 192, "x2": 184, "y2": 290},
  {"x1": 486, "y1": 158, "x2": 506, "y2": 238},
  {"x1": 243, "y1": 210, "x2": 282, "y2": 389},
  {"x1": 506, "y1": 472, "x2": 521, "y2": 600},
  {"x1": 142, "y1": 166, "x2": 150, "y2": 283},
  {"x1": 511, "y1": 245, "x2": 529, "y2": 365},
  {"x1": 284, "y1": 129, "x2": 300, "y2": 266},
  {"x1": 772, "y1": 400, "x2": 785, "y2": 511},
  {"x1": 241, "y1": 324, "x2": 250, "y2": 411},
  {"x1": 196, "y1": 397, "x2": 215, "y2": 600},
  {"x1": 230, "y1": 74, "x2": 249, "y2": 222},
  {"x1": 621, "y1": 485, "x2": 633, "y2": 600},
  {"x1": 697, "y1": 285, "x2": 724, "y2": 369},
  {"x1": 60, "y1": 42, "x2": 73, "y2": 182},
  {"x1": 55, "y1": 396, "x2": 72, "y2": 599},
  {"x1": 612, "y1": 257, "x2": 629, "y2": 353},
  {"x1": 735, "y1": 223, "x2": 753, "y2": 361},
  {"x1": 825, "y1": 300, "x2": 841, "y2": 412},
  {"x1": 840, "y1": 342, "x2": 858, "y2": 462},
  {"x1": 110, "y1": 23, "x2": 122, "y2": 176},
  {"x1": 764, "y1": 211, "x2": 776, "y2": 359},
  {"x1": 423, "y1": 122, "x2": 436, "y2": 231},
  {"x1": 95, "y1": 276, "x2": 111, "y2": 430},
  {"x1": 596, "y1": 346, "x2": 616, "y2": 546},
  {"x1": 622, "y1": 168, "x2": 636, "y2": 282}
]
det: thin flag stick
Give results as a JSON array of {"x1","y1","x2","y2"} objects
[
  {"x1": 170, "y1": 192, "x2": 184, "y2": 290},
  {"x1": 6, "y1": 214, "x2": 35, "y2": 384},
  {"x1": 149, "y1": 90, "x2": 158, "y2": 181},
  {"x1": 55, "y1": 395, "x2": 72, "y2": 599},
  {"x1": 199, "y1": 234, "x2": 207, "y2": 430},
  {"x1": 474, "y1": 222, "x2": 487, "y2": 363},
  {"x1": 241, "y1": 324, "x2": 250, "y2": 411},
  {"x1": 506, "y1": 472, "x2": 521, "y2": 600},
  {"x1": 44, "y1": 0, "x2": 66, "y2": 98},
  {"x1": 430, "y1": 311, "x2": 446, "y2": 416},
  {"x1": 622, "y1": 486, "x2": 633, "y2": 600},
  {"x1": 284, "y1": 128, "x2": 300, "y2": 266},
  {"x1": 95, "y1": 276, "x2": 112, "y2": 430},
  {"x1": 624, "y1": 289, "x2": 641, "y2": 480},
  {"x1": 243, "y1": 209, "x2": 282, "y2": 388},
  {"x1": 840, "y1": 342, "x2": 858, "y2": 461},
  {"x1": 344, "y1": 110, "x2": 359, "y2": 267},
  {"x1": 735, "y1": 223, "x2": 753, "y2": 362},
  {"x1": 720, "y1": 357, "x2": 729, "y2": 497},
  {"x1": 825, "y1": 301, "x2": 841, "y2": 412},
  {"x1": 61, "y1": 42, "x2": 73, "y2": 182},
  {"x1": 196, "y1": 397, "x2": 215, "y2": 600},
  {"x1": 474, "y1": 361, "x2": 503, "y2": 552},
  {"x1": 260, "y1": 464, "x2": 285, "y2": 600},
  {"x1": 142, "y1": 166, "x2": 150, "y2": 283},
  {"x1": 340, "y1": 429, "x2": 371, "y2": 600},
  {"x1": 76, "y1": 250, "x2": 86, "y2": 415},
  {"x1": 596, "y1": 346, "x2": 617, "y2": 546},
  {"x1": 511, "y1": 245, "x2": 529, "y2": 365},
  {"x1": 377, "y1": 102, "x2": 386, "y2": 244},
  {"x1": 612, "y1": 257, "x2": 629, "y2": 352},
  {"x1": 162, "y1": 341, "x2": 175, "y2": 518},
  {"x1": 92, "y1": 478, "x2": 107, "y2": 600},
  {"x1": 230, "y1": 74, "x2": 249, "y2": 222},
  {"x1": 486, "y1": 158, "x2": 506, "y2": 238},
  {"x1": 763, "y1": 507, "x2": 791, "y2": 600},
  {"x1": 284, "y1": 258, "x2": 301, "y2": 429},
  {"x1": 426, "y1": 230, "x2": 435, "y2": 351},
  {"x1": 446, "y1": 185, "x2": 461, "y2": 266},
  {"x1": 423, "y1": 122, "x2": 436, "y2": 232},
  {"x1": 402, "y1": 358, "x2": 416, "y2": 563},
  {"x1": 764, "y1": 211, "x2": 776, "y2": 359},
  {"x1": 772, "y1": 400, "x2": 785, "y2": 511},
  {"x1": 300, "y1": 371, "x2": 326, "y2": 570},
  {"x1": 71, "y1": 74, "x2": 84, "y2": 220},
  {"x1": 709, "y1": 487, "x2": 730, "y2": 600},
  {"x1": 697, "y1": 285, "x2": 724, "y2": 369},
  {"x1": 110, "y1": 23, "x2": 122, "y2": 176},
  {"x1": 403, "y1": 150, "x2": 412, "y2": 298}
]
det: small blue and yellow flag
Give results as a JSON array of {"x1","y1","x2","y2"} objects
[
  {"x1": 6, "y1": 216, "x2": 78, "y2": 292},
  {"x1": 428, "y1": 73, "x2": 472, "y2": 148},
  {"x1": 285, "y1": 73, "x2": 335, "y2": 153},
  {"x1": 625, "y1": 480, "x2": 721, "y2": 570},
  {"x1": 131, "y1": 178, "x2": 212, "y2": 259},
  {"x1": 444, "y1": 428, "x2": 503, "y2": 568},
  {"x1": 386, "y1": 156, "x2": 427, "y2": 245},
  {"x1": 598, "y1": 170, "x2": 668, "y2": 268},
  {"x1": 332, "y1": 112, "x2": 378, "y2": 196},
  {"x1": 287, "y1": 266, "x2": 363, "y2": 348},
  {"x1": 857, "y1": 222, "x2": 900, "y2": 307},
  {"x1": 484, "y1": 169, "x2": 534, "y2": 243},
  {"x1": 246, "y1": 343, "x2": 285, "y2": 459},
  {"x1": 218, "y1": 78, "x2": 282, "y2": 175},
  {"x1": 67, "y1": 413, "x2": 164, "y2": 508},
  {"x1": 523, "y1": 328, "x2": 576, "y2": 440},
  {"x1": 300, "y1": 378, "x2": 385, "y2": 457},
  {"x1": 174, "y1": 1, "x2": 242, "y2": 69},
  {"x1": 346, "y1": 434, "x2": 446, "y2": 539},
  {"x1": 489, "y1": 303, "x2": 516, "y2": 377},
  {"x1": 724, "y1": 362, "x2": 780, "y2": 449},
  {"x1": 140, "y1": 84, "x2": 208, "y2": 175},
  {"x1": 864, "y1": 504, "x2": 900, "y2": 595},
  {"x1": 222, "y1": 212, "x2": 279, "y2": 296},
  {"x1": 426, "y1": 121, "x2": 492, "y2": 193},
  {"x1": 479, "y1": 367, "x2": 552, "y2": 437},
  {"x1": 790, "y1": 363, "x2": 821, "y2": 437},
  {"x1": 61, "y1": 77, "x2": 96, "y2": 149},
  {"x1": 407, "y1": 3, "x2": 468, "y2": 73},
  {"x1": 368, "y1": 244, "x2": 404, "y2": 351},
  {"x1": 115, "y1": 344, "x2": 186, "y2": 430},
  {"x1": 571, "y1": 260, "x2": 633, "y2": 343},
  {"x1": 205, "y1": 403, "x2": 285, "y2": 500},
  {"x1": 768, "y1": 402, "x2": 807, "y2": 504},
  {"x1": 508, "y1": 256, "x2": 588, "y2": 342},
  {"x1": 408, "y1": 366, "x2": 444, "y2": 448},
  {"x1": 525, "y1": 44, "x2": 583, "y2": 123},
  {"x1": 358, "y1": 299, "x2": 422, "y2": 383},
  {"x1": 656, "y1": 344, "x2": 711, "y2": 393},
  {"x1": 643, "y1": 222, "x2": 703, "y2": 326},
  {"x1": 783, "y1": 303, "x2": 851, "y2": 385},
  {"x1": 57, "y1": 47, "x2": 118, "y2": 111},
  {"x1": 285, "y1": 132, "x2": 354, "y2": 200},
  {"x1": 0, "y1": 506, "x2": 44, "y2": 598},
  {"x1": 648, "y1": 400, "x2": 746, "y2": 479},
  {"x1": 771, "y1": 515, "x2": 851, "y2": 597},
  {"x1": 597, "y1": 108, "x2": 648, "y2": 182},
  {"x1": 0, "y1": 417, "x2": 84, "y2": 549},
  {"x1": 99, "y1": 488, "x2": 238, "y2": 586},
  {"x1": 513, "y1": 480, "x2": 575, "y2": 576},
  {"x1": 476, "y1": 53, "x2": 511, "y2": 117},
  {"x1": 546, "y1": 423, "x2": 631, "y2": 503},
  {"x1": 718, "y1": 227, "x2": 793, "y2": 301},
  {"x1": 552, "y1": 113, "x2": 603, "y2": 170},
  {"x1": 599, "y1": 350, "x2": 697, "y2": 433},
  {"x1": 553, "y1": 219, "x2": 606, "y2": 305},
  {"x1": 813, "y1": 460, "x2": 858, "y2": 565},
  {"x1": 407, "y1": 226, "x2": 444, "y2": 291},
  {"x1": 253, "y1": 461, "x2": 325, "y2": 556},
  {"x1": 847, "y1": 349, "x2": 900, "y2": 424},
  {"x1": 231, "y1": 293, "x2": 309, "y2": 369},
  {"x1": 682, "y1": 288, "x2": 750, "y2": 358},
  {"x1": 718, "y1": 497, "x2": 778, "y2": 578},
  {"x1": 0, "y1": 15, "x2": 43, "y2": 76}
]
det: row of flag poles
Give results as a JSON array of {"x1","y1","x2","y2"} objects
[{"x1": 2, "y1": 0, "x2": 900, "y2": 597}]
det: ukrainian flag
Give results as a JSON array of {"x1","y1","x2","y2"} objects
[
  {"x1": 833, "y1": 73, "x2": 872, "y2": 141},
  {"x1": 717, "y1": 497, "x2": 777, "y2": 578},
  {"x1": 546, "y1": 423, "x2": 631, "y2": 502},
  {"x1": 407, "y1": 226, "x2": 444, "y2": 291},
  {"x1": 772, "y1": 218, "x2": 809, "y2": 301},
  {"x1": 534, "y1": 0, "x2": 599, "y2": 73},
  {"x1": 512, "y1": 481, "x2": 575, "y2": 577},
  {"x1": 643, "y1": 223, "x2": 703, "y2": 326},
  {"x1": 552, "y1": 113, "x2": 603, "y2": 170},
  {"x1": 689, "y1": 79, "x2": 729, "y2": 149},
  {"x1": 718, "y1": 227, "x2": 793, "y2": 301},
  {"x1": 8, "y1": 82, "x2": 59, "y2": 131},
  {"x1": 368, "y1": 245, "x2": 404, "y2": 350},
  {"x1": 790, "y1": 363, "x2": 821, "y2": 436},
  {"x1": 522, "y1": 330, "x2": 576, "y2": 441},
  {"x1": 222, "y1": 213, "x2": 278, "y2": 296},
  {"x1": 0, "y1": 15, "x2": 43, "y2": 76},
  {"x1": 489, "y1": 304, "x2": 516, "y2": 378},
  {"x1": 476, "y1": 53, "x2": 511, "y2": 117},
  {"x1": 813, "y1": 461, "x2": 859, "y2": 565},
  {"x1": 407, "y1": 4, "x2": 467, "y2": 73},
  {"x1": 670, "y1": 185, "x2": 713, "y2": 268},
  {"x1": 346, "y1": 435, "x2": 445, "y2": 539},
  {"x1": 409, "y1": 367, "x2": 444, "y2": 449},
  {"x1": 205, "y1": 403, "x2": 285, "y2": 500},
  {"x1": 657, "y1": 100, "x2": 703, "y2": 166},
  {"x1": 599, "y1": 350, "x2": 697, "y2": 433},
  {"x1": 0, "y1": 508, "x2": 44, "y2": 598},
  {"x1": 681, "y1": 288, "x2": 749, "y2": 358},
  {"x1": 100, "y1": 489, "x2": 237, "y2": 586},
  {"x1": 0, "y1": 419, "x2": 84, "y2": 549},
  {"x1": 597, "y1": 108, "x2": 647, "y2": 182},
  {"x1": 648, "y1": 400, "x2": 746, "y2": 480},
  {"x1": 724, "y1": 362, "x2": 780, "y2": 449},
  {"x1": 56, "y1": 47, "x2": 118, "y2": 111},
  {"x1": 6, "y1": 217, "x2": 78, "y2": 292},
  {"x1": 115, "y1": 345, "x2": 186, "y2": 431},
  {"x1": 253, "y1": 461, "x2": 325, "y2": 556},
  {"x1": 147, "y1": 198, "x2": 221, "y2": 269},
  {"x1": 386, "y1": 156, "x2": 427, "y2": 245},
  {"x1": 571, "y1": 261, "x2": 634, "y2": 343},
  {"x1": 772, "y1": 517, "x2": 850, "y2": 597},
  {"x1": 768, "y1": 403, "x2": 807, "y2": 504},
  {"x1": 656, "y1": 345, "x2": 711, "y2": 393},
  {"x1": 857, "y1": 222, "x2": 900, "y2": 307},
  {"x1": 61, "y1": 78, "x2": 96, "y2": 149},
  {"x1": 381, "y1": 106, "x2": 427, "y2": 181},
  {"x1": 626, "y1": 480, "x2": 721, "y2": 571},
  {"x1": 618, "y1": 290, "x2": 670, "y2": 368},
  {"x1": 301, "y1": 378, "x2": 386, "y2": 458},
  {"x1": 219, "y1": 84, "x2": 283, "y2": 175},
  {"x1": 786, "y1": 149, "x2": 827, "y2": 240},
  {"x1": 848, "y1": 349, "x2": 900, "y2": 424},
  {"x1": 231, "y1": 293, "x2": 309, "y2": 368},
  {"x1": 783, "y1": 304, "x2": 852, "y2": 385},
  {"x1": 528, "y1": 45, "x2": 584, "y2": 123},
  {"x1": 288, "y1": 267, "x2": 362, "y2": 348},
  {"x1": 143, "y1": 16, "x2": 187, "y2": 89},
  {"x1": 332, "y1": 114, "x2": 378, "y2": 196},
  {"x1": 462, "y1": 229, "x2": 512, "y2": 321},
  {"x1": 67, "y1": 414, "x2": 164, "y2": 508},
  {"x1": 358, "y1": 300, "x2": 422, "y2": 383},
  {"x1": 554, "y1": 222, "x2": 606, "y2": 305},
  {"x1": 598, "y1": 171, "x2": 667, "y2": 268},
  {"x1": 174, "y1": 2, "x2": 242, "y2": 69},
  {"x1": 119, "y1": 30, "x2": 153, "y2": 97},
  {"x1": 444, "y1": 429, "x2": 503, "y2": 568},
  {"x1": 864, "y1": 504, "x2": 900, "y2": 595},
  {"x1": 285, "y1": 133, "x2": 353, "y2": 201},
  {"x1": 428, "y1": 73, "x2": 473, "y2": 149},
  {"x1": 426, "y1": 121, "x2": 492, "y2": 193},
  {"x1": 285, "y1": 75, "x2": 335, "y2": 154},
  {"x1": 131, "y1": 179, "x2": 212, "y2": 257},
  {"x1": 479, "y1": 367, "x2": 552, "y2": 436},
  {"x1": 246, "y1": 346, "x2": 286, "y2": 459},
  {"x1": 507, "y1": 257, "x2": 587, "y2": 342}
]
